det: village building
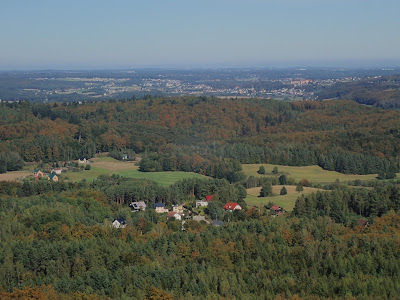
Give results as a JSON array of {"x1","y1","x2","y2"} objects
[
  {"x1": 223, "y1": 202, "x2": 242, "y2": 211},
  {"x1": 130, "y1": 201, "x2": 147, "y2": 212},
  {"x1": 78, "y1": 157, "x2": 90, "y2": 164},
  {"x1": 270, "y1": 205, "x2": 284, "y2": 216},
  {"x1": 112, "y1": 217, "x2": 127, "y2": 228},
  {"x1": 167, "y1": 211, "x2": 182, "y2": 221},
  {"x1": 195, "y1": 195, "x2": 214, "y2": 208},
  {"x1": 48, "y1": 173, "x2": 59, "y2": 182},
  {"x1": 33, "y1": 169, "x2": 44, "y2": 180},
  {"x1": 154, "y1": 203, "x2": 169, "y2": 213},
  {"x1": 172, "y1": 204, "x2": 184, "y2": 214},
  {"x1": 52, "y1": 168, "x2": 62, "y2": 175}
]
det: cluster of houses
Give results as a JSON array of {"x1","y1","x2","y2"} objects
[
  {"x1": 129, "y1": 201, "x2": 186, "y2": 221},
  {"x1": 112, "y1": 200, "x2": 286, "y2": 229},
  {"x1": 33, "y1": 169, "x2": 61, "y2": 182},
  {"x1": 110, "y1": 195, "x2": 246, "y2": 228},
  {"x1": 31, "y1": 157, "x2": 92, "y2": 182},
  {"x1": 195, "y1": 195, "x2": 243, "y2": 212}
]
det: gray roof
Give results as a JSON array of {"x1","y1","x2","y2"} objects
[
  {"x1": 153, "y1": 203, "x2": 165, "y2": 209},
  {"x1": 131, "y1": 201, "x2": 146, "y2": 209}
]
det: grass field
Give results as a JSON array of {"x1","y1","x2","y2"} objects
[
  {"x1": 245, "y1": 185, "x2": 324, "y2": 211},
  {"x1": 64, "y1": 157, "x2": 206, "y2": 186},
  {"x1": 242, "y1": 164, "x2": 379, "y2": 184}
]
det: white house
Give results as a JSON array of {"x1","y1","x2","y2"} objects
[
  {"x1": 167, "y1": 211, "x2": 182, "y2": 221},
  {"x1": 196, "y1": 195, "x2": 214, "y2": 208},
  {"x1": 52, "y1": 168, "x2": 62, "y2": 175},
  {"x1": 78, "y1": 157, "x2": 90, "y2": 164},
  {"x1": 196, "y1": 200, "x2": 209, "y2": 208},
  {"x1": 112, "y1": 217, "x2": 127, "y2": 228},
  {"x1": 130, "y1": 201, "x2": 147, "y2": 212}
]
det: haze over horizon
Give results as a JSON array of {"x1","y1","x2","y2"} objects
[{"x1": 1, "y1": 0, "x2": 400, "y2": 70}]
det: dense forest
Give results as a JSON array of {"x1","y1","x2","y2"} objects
[
  {"x1": 1, "y1": 96, "x2": 400, "y2": 298},
  {"x1": 1, "y1": 97, "x2": 400, "y2": 177},
  {"x1": 1, "y1": 174, "x2": 400, "y2": 299}
]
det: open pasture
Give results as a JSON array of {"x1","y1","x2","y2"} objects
[
  {"x1": 242, "y1": 164, "x2": 378, "y2": 184},
  {"x1": 65, "y1": 157, "x2": 206, "y2": 186},
  {"x1": 245, "y1": 185, "x2": 324, "y2": 211}
]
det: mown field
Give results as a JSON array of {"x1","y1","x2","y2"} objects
[
  {"x1": 242, "y1": 164, "x2": 379, "y2": 184},
  {"x1": 245, "y1": 185, "x2": 324, "y2": 211},
  {"x1": 0, "y1": 171, "x2": 32, "y2": 181},
  {"x1": 64, "y1": 157, "x2": 207, "y2": 186}
]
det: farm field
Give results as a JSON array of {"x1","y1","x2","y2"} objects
[
  {"x1": 245, "y1": 185, "x2": 324, "y2": 211},
  {"x1": 65, "y1": 157, "x2": 207, "y2": 186},
  {"x1": 0, "y1": 171, "x2": 31, "y2": 181},
  {"x1": 242, "y1": 164, "x2": 379, "y2": 184}
]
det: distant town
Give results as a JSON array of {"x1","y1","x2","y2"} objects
[{"x1": 1, "y1": 68, "x2": 399, "y2": 102}]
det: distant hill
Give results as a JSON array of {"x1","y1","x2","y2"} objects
[
  {"x1": 316, "y1": 75, "x2": 400, "y2": 109},
  {"x1": 1, "y1": 97, "x2": 400, "y2": 176}
]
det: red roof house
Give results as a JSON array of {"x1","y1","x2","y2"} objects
[
  {"x1": 270, "y1": 205, "x2": 284, "y2": 216},
  {"x1": 224, "y1": 202, "x2": 242, "y2": 211},
  {"x1": 206, "y1": 195, "x2": 214, "y2": 201},
  {"x1": 167, "y1": 211, "x2": 182, "y2": 220}
]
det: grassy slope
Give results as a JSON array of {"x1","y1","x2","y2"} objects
[
  {"x1": 245, "y1": 185, "x2": 323, "y2": 211},
  {"x1": 242, "y1": 164, "x2": 378, "y2": 184}
]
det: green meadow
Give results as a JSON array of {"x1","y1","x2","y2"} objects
[
  {"x1": 64, "y1": 162, "x2": 206, "y2": 186},
  {"x1": 117, "y1": 169, "x2": 207, "y2": 186},
  {"x1": 242, "y1": 164, "x2": 378, "y2": 184},
  {"x1": 245, "y1": 185, "x2": 324, "y2": 212}
]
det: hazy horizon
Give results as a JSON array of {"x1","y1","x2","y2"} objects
[
  {"x1": 1, "y1": 60, "x2": 400, "y2": 72},
  {"x1": 1, "y1": 0, "x2": 400, "y2": 71}
]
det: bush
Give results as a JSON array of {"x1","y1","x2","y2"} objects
[
  {"x1": 296, "y1": 184, "x2": 304, "y2": 193},
  {"x1": 258, "y1": 166, "x2": 265, "y2": 174},
  {"x1": 299, "y1": 178, "x2": 310, "y2": 187},
  {"x1": 280, "y1": 186, "x2": 288, "y2": 195},
  {"x1": 260, "y1": 182, "x2": 273, "y2": 197},
  {"x1": 279, "y1": 175, "x2": 287, "y2": 185}
]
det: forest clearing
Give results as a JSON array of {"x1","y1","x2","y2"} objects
[
  {"x1": 65, "y1": 156, "x2": 207, "y2": 186},
  {"x1": 242, "y1": 164, "x2": 380, "y2": 184},
  {"x1": 245, "y1": 185, "x2": 324, "y2": 211}
]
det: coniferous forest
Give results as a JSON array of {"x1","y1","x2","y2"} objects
[{"x1": 1, "y1": 96, "x2": 400, "y2": 299}]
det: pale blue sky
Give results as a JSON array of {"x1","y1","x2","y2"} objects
[{"x1": 1, "y1": 0, "x2": 399, "y2": 69}]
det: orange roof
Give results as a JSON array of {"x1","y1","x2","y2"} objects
[{"x1": 224, "y1": 202, "x2": 241, "y2": 210}]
